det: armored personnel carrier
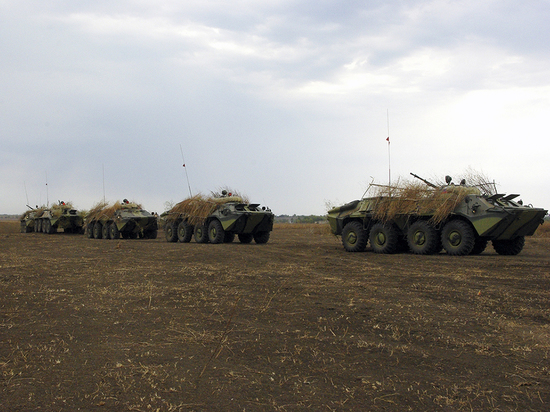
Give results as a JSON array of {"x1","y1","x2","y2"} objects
[
  {"x1": 20, "y1": 202, "x2": 84, "y2": 234},
  {"x1": 327, "y1": 173, "x2": 547, "y2": 256},
  {"x1": 85, "y1": 199, "x2": 158, "y2": 240},
  {"x1": 161, "y1": 191, "x2": 274, "y2": 244}
]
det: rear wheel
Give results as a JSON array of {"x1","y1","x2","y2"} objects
[
  {"x1": 492, "y1": 237, "x2": 525, "y2": 255},
  {"x1": 194, "y1": 225, "x2": 209, "y2": 243},
  {"x1": 238, "y1": 233, "x2": 253, "y2": 244},
  {"x1": 470, "y1": 238, "x2": 488, "y2": 255},
  {"x1": 407, "y1": 221, "x2": 440, "y2": 255},
  {"x1": 86, "y1": 223, "x2": 94, "y2": 238},
  {"x1": 177, "y1": 221, "x2": 193, "y2": 243},
  {"x1": 93, "y1": 222, "x2": 103, "y2": 239},
  {"x1": 253, "y1": 231, "x2": 270, "y2": 244},
  {"x1": 224, "y1": 232, "x2": 235, "y2": 243},
  {"x1": 369, "y1": 222, "x2": 399, "y2": 254},
  {"x1": 143, "y1": 229, "x2": 157, "y2": 239},
  {"x1": 208, "y1": 220, "x2": 225, "y2": 244},
  {"x1": 441, "y1": 220, "x2": 475, "y2": 256},
  {"x1": 164, "y1": 221, "x2": 178, "y2": 242},
  {"x1": 341, "y1": 221, "x2": 368, "y2": 252}
]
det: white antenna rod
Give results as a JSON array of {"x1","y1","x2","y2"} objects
[
  {"x1": 45, "y1": 171, "x2": 49, "y2": 207},
  {"x1": 24, "y1": 181, "x2": 29, "y2": 206},
  {"x1": 102, "y1": 163, "x2": 106, "y2": 203},
  {"x1": 387, "y1": 109, "x2": 391, "y2": 186},
  {"x1": 180, "y1": 144, "x2": 193, "y2": 197}
]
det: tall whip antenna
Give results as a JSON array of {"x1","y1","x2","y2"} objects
[
  {"x1": 386, "y1": 109, "x2": 391, "y2": 186},
  {"x1": 102, "y1": 163, "x2": 106, "y2": 203},
  {"x1": 45, "y1": 171, "x2": 49, "y2": 207},
  {"x1": 24, "y1": 181, "x2": 30, "y2": 206},
  {"x1": 180, "y1": 144, "x2": 193, "y2": 197}
]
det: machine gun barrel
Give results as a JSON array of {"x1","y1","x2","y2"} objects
[{"x1": 410, "y1": 172, "x2": 437, "y2": 188}]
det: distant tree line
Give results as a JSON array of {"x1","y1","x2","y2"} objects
[{"x1": 275, "y1": 215, "x2": 327, "y2": 224}]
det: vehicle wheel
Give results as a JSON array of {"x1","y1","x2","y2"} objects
[
  {"x1": 492, "y1": 236, "x2": 525, "y2": 255},
  {"x1": 42, "y1": 219, "x2": 49, "y2": 233},
  {"x1": 109, "y1": 223, "x2": 120, "y2": 240},
  {"x1": 470, "y1": 238, "x2": 488, "y2": 255},
  {"x1": 177, "y1": 221, "x2": 193, "y2": 243},
  {"x1": 194, "y1": 225, "x2": 209, "y2": 243},
  {"x1": 43, "y1": 219, "x2": 55, "y2": 234},
  {"x1": 441, "y1": 220, "x2": 475, "y2": 256},
  {"x1": 144, "y1": 229, "x2": 158, "y2": 239},
  {"x1": 102, "y1": 222, "x2": 111, "y2": 239},
  {"x1": 208, "y1": 220, "x2": 225, "y2": 244},
  {"x1": 238, "y1": 233, "x2": 253, "y2": 244},
  {"x1": 128, "y1": 232, "x2": 138, "y2": 239},
  {"x1": 164, "y1": 221, "x2": 178, "y2": 242},
  {"x1": 224, "y1": 232, "x2": 235, "y2": 243},
  {"x1": 93, "y1": 222, "x2": 103, "y2": 239},
  {"x1": 369, "y1": 222, "x2": 399, "y2": 254},
  {"x1": 407, "y1": 221, "x2": 440, "y2": 255},
  {"x1": 253, "y1": 231, "x2": 270, "y2": 244},
  {"x1": 86, "y1": 223, "x2": 94, "y2": 238},
  {"x1": 341, "y1": 221, "x2": 368, "y2": 252},
  {"x1": 35, "y1": 220, "x2": 42, "y2": 232}
]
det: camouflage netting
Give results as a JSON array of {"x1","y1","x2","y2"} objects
[
  {"x1": 20, "y1": 206, "x2": 46, "y2": 220},
  {"x1": 86, "y1": 201, "x2": 143, "y2": 221},
  {"x1": 370, "y1": 180, "x2": 477, "y2": 224},
  {"x1": 169, "y1": 191, "x2": 248, "y2": 226}
]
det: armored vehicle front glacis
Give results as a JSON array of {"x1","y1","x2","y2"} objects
[
  {"x1": 20, "y1": 201, "x2": 84, "y2": 234},
  {"x1": 327, "y1": 173, "x2": 547, "y2": 256},
  {"x1": 85, "y1": 199, "x2": 158, "y2": 240},
  {"x1": 161, "y1": 191, "x2": 274, "y2": 244}
]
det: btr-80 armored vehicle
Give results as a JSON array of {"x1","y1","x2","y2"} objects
[
  {"x1": 327, "y1": 173, "x2": 547, "y2": 256},
  {"x1": 20, "y1": 201, "x2": 84, "y2": 234},
  {"x1": 85, "y1": 199, "x2": 158, "y2": 240},
  {"x1": 162, "y1": 191, "x2": 274, "y2": 244}
]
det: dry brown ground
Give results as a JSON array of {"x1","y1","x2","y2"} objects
[{"x1": 1, "y1": 221, "x2": 549, "y2": 411}]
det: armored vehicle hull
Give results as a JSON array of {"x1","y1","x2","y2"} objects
[
  {"x1": 162, "y1": 194, "x2": 274, "y2": 244},
  {"x1": 328, "y1": 176, "x2": 547, "y2": 256},
  {"x1": 85, "y1": 200, "x2": 158, "y2": 240},
  {"x1": 20, "y1": 202, "x2": 84, "y2": 234}
]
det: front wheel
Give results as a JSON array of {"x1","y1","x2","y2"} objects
[
  {"x1": 109, "y1": 223, "x2": 120, "y2": 240},
  {"x1": 341, "y1": 221, "x2": 368, "y2": 252},
  {"x1": 86, "y1": 223, "x2": 94, "y2": 238},
  {"x1": 441, "y1": 220, "x2": 475, "y2": 256},
  {"x1": 253, "y1": 231, "x2": 270, "y2": 244},
  {"x1": 369, "y1": 222, "x2": 399, "y2": 254},
  {"x1": 238, "y1": 233, "x2": 253, "y2": 244},
  {"x1": 93, "y1": 222, "x2": 103, "y2": 239},
  {"x1": 492, "y1": 237, "x2": 525, "y2": 255}
]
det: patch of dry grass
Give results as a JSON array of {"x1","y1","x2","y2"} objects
[
  {"x1": 0, "y1": 221, "x2": 19, "y2": 234},
  {"x1": 533, "y1": 221, "x2": 550, "y2": 238},
  {"x1": 168, "y1": 193, "x2": 247, "y2": 225}
]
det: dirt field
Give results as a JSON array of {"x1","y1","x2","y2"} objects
[{"x1": 1, "y1": 222, "x2": 549, "y2": 411}]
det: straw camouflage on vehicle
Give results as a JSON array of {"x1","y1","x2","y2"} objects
[
  {"x1": 86, "y1": 200, "x2": 143, "y2": 221},
  {"x1": 168, "y1": 193, "x2": 250, "y2": 226}
]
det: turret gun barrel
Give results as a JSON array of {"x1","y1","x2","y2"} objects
[{"x1": 410, "y1": 172, "x2": 437, "y2": 188}]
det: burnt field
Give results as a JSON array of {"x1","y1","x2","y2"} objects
[{"x1": 1, "y1": 222, "x2": 549, "y2": 411}]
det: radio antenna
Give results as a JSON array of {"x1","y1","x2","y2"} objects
[
  {"x1": 24, "y1": 181, "x2": 30, "y2": 205},
  {"x1": 45, "y1": 171, "x2": 49, "y2": 207},
  {"x1": 386, "y1": 109, "x2": 391, "y2": 186},
  {"x1": 102, "y1": 163, "x2": 106, "y2": 203},
  {"x1": 180, "y1": 144, "x2": 193, "y2": 197}
]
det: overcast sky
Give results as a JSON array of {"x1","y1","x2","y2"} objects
[{"x1": 2, "y1": 0, "x2": 549, "y2": 216}]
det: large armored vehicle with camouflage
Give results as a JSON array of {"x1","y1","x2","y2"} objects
[
  {"x1": 85, "y1": 199, "x2": 158, "y2": 240},
  {"x1": 162, "y1": 191, "x2": 274, "y2": 244},
  {"x1": 20, "y1": 201, "x2": 84, "y2": 234},
  {"x1": 327, "y1": 173, "x2": 547, "y2": 256}
]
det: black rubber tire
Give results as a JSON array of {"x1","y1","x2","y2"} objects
[
  {"x1": 143, "y1": 229, "x2": 158, "y2": 239},
  {"x1": 35, "y1": 220, "x2": 42, "y2": 233},
  {"x1": 238, "y1": 233, "x2": 253, "y2": 244},
  {"x1": 177, "y1": 221, "x2": 193, "y2": 243},
  {"x1": 208, "y1": 220, "x2": 225, "y2": 244},
  {"x1": 253, "y1": 231, "x2": 271, "y2": 244},
  {"x1": 109, "y1": 223, "x2": 120, "y2": 240},
  {"x1": 441, "y1": 220, "x2": 475, "y2": 256},
  {"x1": 93, "y1": 222, "x2": 103, "y2": 239},
  {"x1": 194, "y1": 225, "x2": 209, "y2": 243},
  {"x1": 470, "y1": 238, "x2": 488, "y2": 255},
  {"x1": 164, "y1": 221, "x2": 178, "y2": 242},
  {"x1": 341, "y1": 221, "x2": 368, "y2": 252},
  {"x1": 224, "y1": 232, "x2": 235, "y2": 243},
  {"x1": 86, "y1": 223, "x2": 94, "y2": 238},
  {"x1": 44, "y1": 219, "x2": 56, "y2": 234},
  {"x1": 369, "y1": 222, "x2": 399, "y2": 254},
  {"x1": 407, "y1": 221, "x2": 441, "y2": 255},
  {"x1": 492, "y1": 236, "x2": 525, "y2": 255},
  {"x1": 102, "y1": 222, "x2": 111, "y2": 239}
]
